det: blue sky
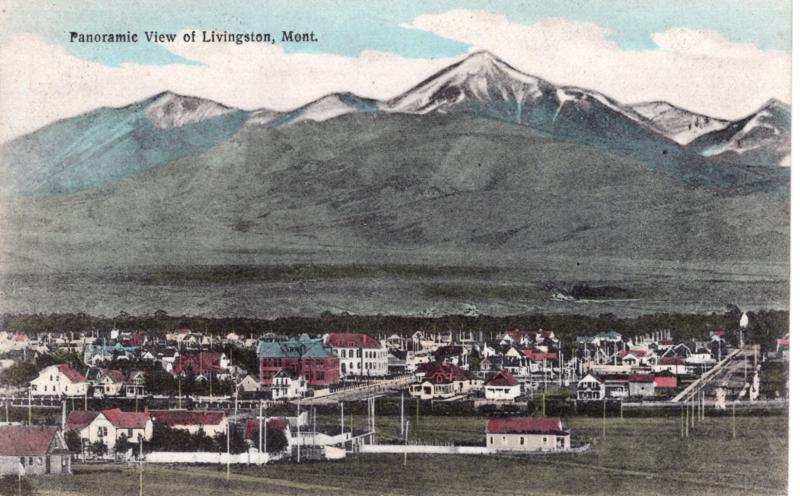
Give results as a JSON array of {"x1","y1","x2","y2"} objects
[{"x1": 2, "y1": 0, "x2": 792, "y2": 67}]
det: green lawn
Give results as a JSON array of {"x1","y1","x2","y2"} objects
[{"x1": 31, "y1": 415, "x2": 787, "y2": 496}]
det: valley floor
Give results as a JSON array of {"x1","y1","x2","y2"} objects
[{"x1": 32, "y1": 415, "x2": 787, "y2": 496}]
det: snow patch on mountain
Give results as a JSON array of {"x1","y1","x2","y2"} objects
[
  {"x1": 631, "y1": 101, "x2": 729, "y2": 144},
  {"x1": 144, "y1": 92, "x2": 236, "y2": 129}
]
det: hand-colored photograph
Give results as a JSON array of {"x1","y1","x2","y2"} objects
[{"x1": 0, "y1": 1, "x2": 791, "y2": 494}]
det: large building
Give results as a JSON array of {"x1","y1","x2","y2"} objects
[
  {"x1": 257, "y1": 336, "x2": 340, "y2": 388},
  {"x1": 30, "y1": 364, "x2": 90, "y2": 397},
  {"x1": 486, "y1": 417, "x2": 570, "y2": 452},
  {"x1": 0, "y1": 426, "x2": 71, "y2": 476},
  {"x1": 326, "y1": 333, "x2": 388, "y2": 377},
  {"x1": 149, "y1": 409, "x2": 227, "y2": 437}
]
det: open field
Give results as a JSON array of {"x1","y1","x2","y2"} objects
[{"x1": 30, "y1": 415, "x2": 787, "y2": 496}]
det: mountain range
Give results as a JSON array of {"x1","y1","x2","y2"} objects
[
  {"x1": 0, "y1": 51, "x2": 790, "y2": 317},
  {"x1": 0, "y1": 51, "x2": 790, "y2": 196}
]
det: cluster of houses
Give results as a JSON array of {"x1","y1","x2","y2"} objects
[{"x1": 574, "y1": 329, "x2": 731, "y2": 401}]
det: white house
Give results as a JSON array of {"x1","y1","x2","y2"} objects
[
  {"x1": 271, "y1": 369, "x2": 307, "y2": 400},
  {"x1": 66, "y1": 408, "x2": 153, "y2": 454},
  {"x1": 94, "y1": 369, "x2": 126, "y2": 397},
  {"x1": 326, "y1": 333, "x2": 389, "y2": 377},
  {"x1": 30, "y1": 364, "x2": 90, "y2": 397},
  {"x1": 484, "y1": 371, "x2": 521, "y2": 401}
]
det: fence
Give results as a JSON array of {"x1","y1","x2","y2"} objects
[{"x1": 145, "y1": 449, "x2": 275, "y2": 464}]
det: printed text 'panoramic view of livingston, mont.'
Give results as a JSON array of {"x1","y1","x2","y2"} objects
[{"x1": 0, "y1": 1, "x2": 792, "y2": 495}]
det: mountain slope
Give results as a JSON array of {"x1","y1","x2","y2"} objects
[
  {"x1": 630, "y1": 101, "x2": 730, "y2": 145},
  {"x1": 0, "y1": 92, "x2": 251, "y2": 195},
  {"x1": 0, "y1": 112, "x2": 788, "y2": 274},
  {"x1": 688, "y1": 99, "x2": 791, "y2": 167}
]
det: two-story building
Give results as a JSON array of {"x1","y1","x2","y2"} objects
[
  {"x1": 326, "y1": 333, "x2": 388, "y2": 378},
  {"x1": 257, "y1": 336, "x2": 339, "y2": 388},
  {"x1": 30, "y1": 364, "x2": 90, "y2": 397}
]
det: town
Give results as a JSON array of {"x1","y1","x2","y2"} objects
[{"x1": 0, "y1": 308, "x2": 788, "y2": 494}]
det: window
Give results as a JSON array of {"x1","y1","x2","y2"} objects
[
  {"x1": 37, "y1": 457, "x2": 43, "y2": 465},
  {"x1": 98, "y1": 426, "x2": 108, "y2": 437},
  {"x1": 489, "y1": 436, "x2": 494, "y2": 445},
  {"x1": 19, "y1": 457, "x2": 25, "y2": 466},
  {"x1": 542, "y1": 437, "x2": 547, "y2": 443},
  {"x1": 520, "y1": 437, "x2": 525, "y2": 445}
]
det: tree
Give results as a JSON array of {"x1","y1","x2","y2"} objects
[
  {"x1": 89, "y1": 440, "x2": 107, "y2": 457},
  {"x1": 265, "y1": 427, "x2": 288, "y2": 455},
  {"x1": 113, "y1": 434, "x2": 130, "y2": 455},
  {"x1": 64, "y1": 430, "x2": 82, "y2": 453}
]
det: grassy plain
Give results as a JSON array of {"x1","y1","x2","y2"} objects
[{"x1": 30, "y1": 414, "x2": 787, "y2": 496}]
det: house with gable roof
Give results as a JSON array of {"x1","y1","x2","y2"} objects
[
  {"x1": 30, "y1": 364, "x2": 90, "y2": 397},
  {"x1": 0, "y1": 425, "x2": 71, "y2": 476},
  {"x1": 257, "y1": 336, "x2": 339, "y2": 388},
  {"x1": 484, "y1": 371, "x2": 521, "y2": 401},
  {"x1": 326, "y1": 333, "x2": 388, "y2": 377}
]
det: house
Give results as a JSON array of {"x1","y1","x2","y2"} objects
[
  {"x1": 653, "y1": 357, "x2": 688, "y2": 376},
  {"x1": 173, "y1": 352, "x2": 230, "y2": 378},
  {"x1": 484, "y1": 371, "x2": 521, "y2": 401},
  {"x1": 257, "y1": 336, "x2": 340, "y2": 388},
  {"x1": 95, "y1": 369, "x2": 127, "y2": 397},
  {"x1": 83, "y1": 342, "x2": 139, "y2": 366},
  {"x1": 236, "y1": 374, "x2": 261, "y2": 395},
  {"x1": 271, "y1": 369, "x2": 308, "y2": 400},
  {"x1": 576, "y1": 373, "x2": 629, "y2": 401},
  {"x1": 0, "y1": 426, "x2": 71, "y2": 476},
  {"x1": 30, "y1": 364, "x2": 90, "y2": 397},
  {"x1": 326, "y1": 333, "x2": 389, "y2": 377},
  {"x1": 627, "y1": 374, "x2": 656, "y2": 397},
  {"x1": 125, "y1": 370, "x2": 146, "y2": 397},
  {"x1": 67, "y1": 408, "x2": 153, "y2": 453},
  {"x1": 486, "y1": 417, "x2": 570, "y2": 451},
  {"x1": 576, "y1": 373, "x2": 604, "y2": 401},
  {"x1": 408, "y1": 363, "x2": 482, "y2": 400},
  {"x1": 149, "y1": 409, "x2": 227, "y2": 437},
  {"x1": 523, "y1": 351, "x2": 558, "y2": 374}
]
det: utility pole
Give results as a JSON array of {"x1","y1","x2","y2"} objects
[
  {"x1": 226, "y1": 421, "x2": 230, "y2": 481},
  {"x1": 258, "y1": 401, "x2": 263, "y2": 464},
  {"x1": 602, "y1": 398, "x2": 606, "y2": 440},
  {"x1": 139, "y1": 435, "x2": 143, "y2": 496},
  {"x1": 178, "y1": 377, "x2": 182, "y2": 409},
  {"x1": 732, "y1": 402, "x2": 736, "y2": 439},
  {"x1": 400, "y1": 391, "x2": 404, "y2": 439}
]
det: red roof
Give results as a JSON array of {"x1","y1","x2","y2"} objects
[
  {"x1": 102, "y1": 408, "x2": 150, "y2": 429},
  {"x1": 523, "y1": 351, "x2": 557, "y2": 362},
  {"x1": 174, "y1": 352, "x2": 224, "y2": 376},
  {"x1": 628, "y1": 374, "x2": 655, "y2": 383},
  {"x1": 777, "y1": 338, "x2": 789, "y2": 346},
  {"x1": 658, "y1": 357, "x2": 687, "y2": 365},
  {"x1": 424, "y1": 363, "x2": 476, "y2": 384},
  {"x1": 0, "y1": 426, "x2": 60, "y2": 456},
  {"x1": 100, "y1": 369, "x2": 127, "y2": 383},
  {"x1": 328, "y1": 333, "x2": 382, "y2": 349},
  {"x1": 65, "y1": 410, "x2": 99, "y2": 431},
  {"x1": 655, "y1": 375, "x2": 678, "y2": 388},
  {"x1": 486, "y1": 371, "x2": 519, "y2": 387},
  {"x1": 175, "y1": 328, "x2": 192, "y2": 335},
  {"x1": 129, "y1": 334, "x2": 146, "y2": 346},
  {"x1": 245, "y1": 417, "x2": 289, "y2": 440},
  {"x1": 150, "y1": 409, "x2": 225, "y2": 427},
  {"x1": 713, "y1": 328, "x2": 726, "y2": 336},
  {"x1": 597, "y1": 374, "x2": 630, "y2": 383},
  {"x1": 487, "y1": 417, "x2": 564, "y2": 434},
  {"x1": 58, "y1": 364, "x2": 87, "y2": 383},
  {"x1": 658, "y1": 339, "x2": 673, "y2": 345},
  {"x1": 12, "y1": 334, "x2": 28, "y2": 341}
]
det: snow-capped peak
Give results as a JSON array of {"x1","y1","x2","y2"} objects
[
  {"x1": 144, "y1": 92, "x2": 237, "y2": 129},
  {"x1": 386, "y1": 51, "x2": 550, "y2": 114}
]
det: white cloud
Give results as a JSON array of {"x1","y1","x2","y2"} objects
[
  {"x1": 0, "y1": 12, "x2": 791, "y2": 143},
  {"x1": 405, "y1": 10, "x2": 791, "y2": 120},
  {"x1": 0, "y1": 33, "x2": 458, "y2": 143}
]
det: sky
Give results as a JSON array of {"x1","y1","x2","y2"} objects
[{"x1": 0, "y1": 0, "x2": 792, "y2": 142}]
